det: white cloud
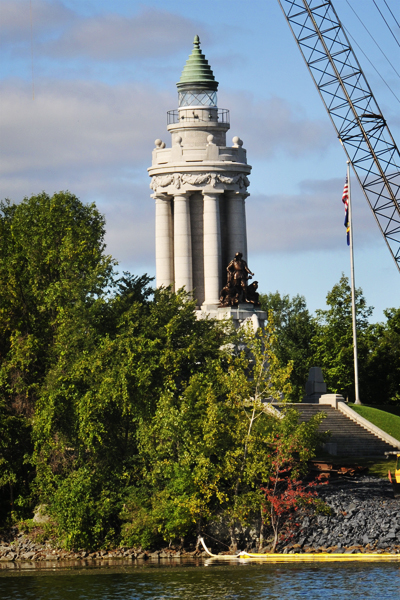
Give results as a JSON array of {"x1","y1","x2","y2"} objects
[
  {"x1": 47, "y1": 8, "x2": 203, "y2": 61},
  {"x1": 247, "y1": 178, "x2": 377, "y2": 253},
  {"x1": 0, "y1": 78, "x2": 174, "y2": 178},
  {"x1": 0, "y1": 2, "x2": 203, "y2": 62},
  {"x1": 0, "y1": 0, "x2": 74, "y2": 47},
  {"x1": 1, "y1": 75, "x2": 372, "y2": 268},
  {"x1": 222, "y1": 92, "x2": 335, "y2": 158},
  {"x1": 0, "y1": 77, "x2": 168, "y2": 268},
  {"x1": 0, "y1": 78, "x2": 335, "y2": 197}
]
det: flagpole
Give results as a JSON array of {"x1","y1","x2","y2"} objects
[{"x1": 347, "y1": 160, "x2": 361, "y2": 405}]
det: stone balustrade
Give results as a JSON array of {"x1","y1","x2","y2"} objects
[{"x1": 152, "y1": 143, "x2": 247, "y2": 167}]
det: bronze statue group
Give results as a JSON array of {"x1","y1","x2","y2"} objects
[{"x1": 219, "y1": 252, "x2": 260, "y2": 307}]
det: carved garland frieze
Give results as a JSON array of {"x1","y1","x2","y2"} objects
[{"x1": 150, "y1": 172, "x2": 250, "y2": 192}]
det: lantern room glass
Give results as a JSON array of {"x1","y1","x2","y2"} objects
[{"x1": 178, "y1": 90, "x2": 217, "y2": 107}]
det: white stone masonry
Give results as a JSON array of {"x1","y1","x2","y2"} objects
[
  {"x1": 203, "y1": 192, "x2": 222, "y2": 307},
  {"x1": 148, "y1": 38, "x2": 252, "y2": 309},
  {"x1": 226, "y1": 191, "x2": 248, "y2": 261},
  {"x1": 173, "y1": 193, "x2": 192, "y2": 293},
  {"x1": 155, "y1": 196, "x2": 174, "y2": 289}
]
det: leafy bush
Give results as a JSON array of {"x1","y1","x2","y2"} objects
[{"x1": 50, "y1": 467, "x2": 121, "y2": 550}]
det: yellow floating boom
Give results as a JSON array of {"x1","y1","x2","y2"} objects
[{"x1": 200, "y1": 538, "x2": 400, "y2": 562}]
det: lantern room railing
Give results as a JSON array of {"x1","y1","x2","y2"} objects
[{"x1": 167, "y1": 108, "x2": 230, "y2": 126}]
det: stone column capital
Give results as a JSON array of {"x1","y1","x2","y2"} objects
[
  {"x1": 153, "y1": 193, "x2": 173, "y2": 203},
  {"x1": 172, "y1": 190, "x2": 193, "y2": 202},
  {"x1": 225, "y1": 190, "x2": 249, "y2": 200},
  {"x1": 201, "y1": 190, "x2": 225, "y2": 198}
]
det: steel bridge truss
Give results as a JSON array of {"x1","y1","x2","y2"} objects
[{"x1": 278, "y1": 0, "x2": 400, "y2": 272}]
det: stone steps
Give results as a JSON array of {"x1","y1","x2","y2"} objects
[{"x1": 274, "y1": 404, "x2": 397, "y2": 457}]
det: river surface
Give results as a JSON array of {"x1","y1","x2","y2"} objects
[{"x1": 0, "y1": 559, "x2": 399, "y2": 599}]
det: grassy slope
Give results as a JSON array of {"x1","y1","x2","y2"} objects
[
  {"x1": 348, "y1": 403, "x2": 400, "y2": 442},
  {"x1": 375, "y1": 405, "x2": 400, "y2": 418},
  {"x1": 346, "y1": 404, "x2": 400, "y2": 478}
]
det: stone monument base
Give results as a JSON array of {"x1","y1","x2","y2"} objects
[
  {"x1": 197, "y1": 303, "x2": 268, "y2": 331},
  {"x1": 319, "y1": 393, "x2": 345, "y2": 409}
]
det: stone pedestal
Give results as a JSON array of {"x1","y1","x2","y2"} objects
[
  {"x1": 319, "y1": 394, "x2": 345, "y2": 409},
  {"x1": 197, "y1": 303, "x2": 268, "y2": 331}
]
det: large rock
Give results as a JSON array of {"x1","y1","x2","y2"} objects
[{"x1": 33, "y1": 504, "x2": 50, "y2": 524}]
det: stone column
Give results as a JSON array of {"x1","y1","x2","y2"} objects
[
  {"x1": 174, "y1": 193, "x2": 192, "y2": 292},
  {"x1": 242, "y1": 194, "x2": 248, "y2": 262},
  {"x1": 155, "y1": 195, "x2": 174, "y2": 289},
  {"x1": 226, "y1": 191, "x2": 248, "y2": 261},
  {"x1": 190, "y1": 192, "x2": 205, "y2": 307},
  {"x1": 202, "y1": 191, "x2": 222, "y2": 308}
]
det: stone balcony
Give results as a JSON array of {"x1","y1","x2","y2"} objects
[{"x1": 151, "y1": 138, "x2": 247, "y2": 168}]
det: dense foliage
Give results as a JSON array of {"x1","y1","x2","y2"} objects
[
  {"x1": 0, "y1": 191, "x2": 115, "y2": 530},
  {"x1": 363, "y1": 307, "x2": 400, "y2": 404},
  {"x1": 259, "y1": 293, "x2": 316, "y2": 402},
  {"x1": 0, "y1": 193, "x2": 323, "y2": 549},
  {"x1": 261, "y1": 426, "x2": 329, "y2": 552},
  {"x1": 261, "y1": 278, "x2": 400, "y2": 405},
  {"x1": 0, "y1": 192, "x2": 399, "y2": 550}
]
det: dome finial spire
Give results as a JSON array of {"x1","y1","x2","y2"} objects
[{"x1": 177, "y1": 36, "x2": 218, "y2": 90}]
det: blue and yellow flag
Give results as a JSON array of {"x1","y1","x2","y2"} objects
[{"x1": 342, "y1": 176, "x2": 350, "y2": 246}]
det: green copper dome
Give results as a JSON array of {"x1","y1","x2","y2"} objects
[{"x1": 177, "y1": 35, "x2": 218, "y2": 91}]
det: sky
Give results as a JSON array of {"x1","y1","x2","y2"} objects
[{"x1": 1, "y1": 0, "x2": 400, "y2": 320}]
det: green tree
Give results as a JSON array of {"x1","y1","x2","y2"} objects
[
  {"x1": 0, "y1": 190, "x2": 229, "y2": 545},
  {"x1": 0, "y1": 190, "x2": 330, "y2": 550},
  {"x1": 33, "y1": 288, "x2": 226, "y2": 549},
  {"x1": 363, "y1": 307, "x2": 400, "y2": 405},
  {"x1": 121, "y1": 319, "x2": 323, "y2": 552},
  {"x1": 311, "y1": 274, "x2": 372, "y2": 401},
  {"x1": 259, "y1": 292, "x2": 316, "y2": 401},
  {"x1": 0, "y1": 192, "x2": 115, "y2": 523}
]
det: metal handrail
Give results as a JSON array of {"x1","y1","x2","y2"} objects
[{"x1": 167, "y1": 108, "x2": 230, "y2": 125}]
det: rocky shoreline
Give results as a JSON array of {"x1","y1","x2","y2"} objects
[
  {"x1": 275, "y1": 475, "x2": 400, "y2": 554},
  {"x1": 0, "y1": 475, "x2": 399, "y2": 566}
]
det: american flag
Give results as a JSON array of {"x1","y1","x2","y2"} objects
[{"x1": 342, "y1": 176, "x2": 350, "y2": 246}]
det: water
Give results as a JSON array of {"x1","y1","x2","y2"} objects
[{"x1": 0, "y1": 560, "x2": 399, "y2": 600}]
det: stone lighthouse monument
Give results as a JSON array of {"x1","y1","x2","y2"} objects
[{"x1": 149, "y1": 36, "x2": 265, "y2": 326}]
